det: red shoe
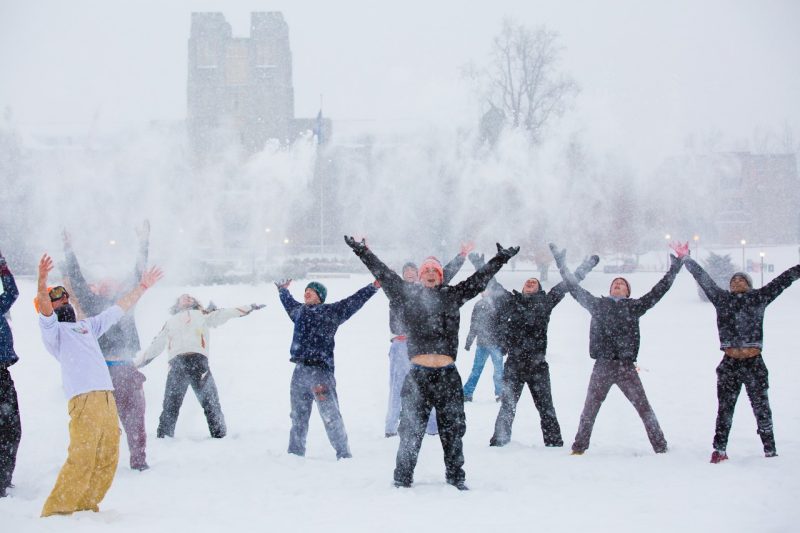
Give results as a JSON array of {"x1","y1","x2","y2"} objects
[{"x1": 710, "y1": 450, "x2": 728, "y2": 464}]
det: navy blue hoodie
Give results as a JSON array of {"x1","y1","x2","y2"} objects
[{"x1": 0, "y1": 263, "x2": 19, "y2": 367}]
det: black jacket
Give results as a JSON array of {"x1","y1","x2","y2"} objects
[
  {"x1": 355, "y1": 248, "x2": 510, "y2": 360},
  {"x1": 465, "y1": 297, "x2": 503, "y2": 349},
  {"x1": 564, "y1": 257, "x2": 681, "y2": 362},
  {"x1": 685, "y1": 257, "x2": 800, "y2": 350},
  {"x1": 0, "y1": 264, "x2": 19, "y2": 367},
  {"x1": 388, "y1": 253, "x2": 465, "y2": 336}
]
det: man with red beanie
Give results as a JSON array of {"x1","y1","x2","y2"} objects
[{"x1": 346, "y1": 235, "x2": 518, "y2": 490}]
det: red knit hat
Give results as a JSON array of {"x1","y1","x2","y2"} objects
[{"x1": 419, "y1": 256, "x2": 444, "y2": 282}]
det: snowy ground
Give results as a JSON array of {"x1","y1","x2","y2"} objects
[{"x1": 3, "y1": 247, "x2": 800, "y2": 532}]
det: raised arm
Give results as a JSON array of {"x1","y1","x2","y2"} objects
[
  {"x1": 452, "y1": 243, "x2": 519, "y2": 305},
  {"x1": 345, "y1": 236, "x2": 404, "y2": 299},
  {"x1": 442, "y1": 242, "x2": 473, "y2": 284},
  {"x1": 330, "y1": 283, "x2": 379, "y2": 323},
  {"x1": 135, "y1": 324, "x2": 169, "y2": 367},
  {"x1": 61, "y1": 230, "x2": 104, "y2": 313},
  {"x1": 683, "y1": 257, "x2": 725, "y2": 305},
  {"x1": 632, "y1": 255, "x2": 683, "y2": 315},
  {"x1": 36, "y1": 254, "x2": 56, "y2": 317},
  {"x1": 468, "y1": 251, "x2": 509, "y2": 296},
  {"x1": 132, "y1": 219, "x2": 150, "y2": 285},
  {"x1": 550, "y1": 243, "x2": 599, "y2": 313},
  {"x1": 548, "y1": 254, "x2": 600, "y2": 306},
  {"x1": 0, "y1": 251, "x2": 19, "y2": 314},
  {"x1": 276, "y1": 280, "x2": 302, "y2": 320},
  {"x1": 205, "y1": 304, "x2": 264, "y2": 328},
  {"x1": 757, "y1": 263, "x2": 800, "y2": 306},
  {"x1": 114, "y1": 266, "x2": 163, "y2": 312}
]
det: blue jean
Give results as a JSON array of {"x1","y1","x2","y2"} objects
[
  {"x1": 288, "y1": 364, "x2": 351, "y2": 459},
  {"x1": 385, "y1": 339, "x2": 437, "y2": 435},
  {"x1": 462, "y1": 345, "x2": 504, "y2": 398}
]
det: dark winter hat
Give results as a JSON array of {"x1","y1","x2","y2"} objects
[
  {"x1": 610, "y1": 277, "x2": 631, "y2": 297},
  {"x1": 306, "y1": 281, "x2": 327, "y2": 303},
  {"x1": 402, "y1": 262, "x2": 418, "y2": 273},
  {"x1": 730, "y1": 272, "x2": 753, "y2": 289}
]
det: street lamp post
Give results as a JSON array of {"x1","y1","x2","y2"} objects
[
  {"x1": 740, "y1": 239, "x2": 747, "y2": 271},
  {"x1": 693, "y1": 234, "x2": 700, "y2": 257},
  {"x1": 665, "y1": 234, "x2": 671, "y2": 269},
  {"x1": 760, "y1": 252, "x2": 765, "y2": 287}
]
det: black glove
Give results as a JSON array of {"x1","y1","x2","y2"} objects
[
  {"x1": 206, "y1": 301, "x2": 218, "y2": 312},
  {"x1": 574, "y1": 255, "x2": 600, "y2": 281},
  {"x1": 344, "y1": 235, "x2": 368, "y2": 254},
  {"x1": 464, "y1": 342, "x2": 471, "y2": 351},
  {"x1": 468, "y1": 252, "x2": 485, "y2": 269},
  {"x1": 274, "y1": 279, "x2": 292, "y2": 289},
  {"x1": 495, "y1": 243, "x2": 520, "y2": 262},
  {"x1": 549, "y1": 243, "x2": 566, "y2": 269},
  {"x1": 250, "y1": 303, "x2": 266, "y2": 311}
]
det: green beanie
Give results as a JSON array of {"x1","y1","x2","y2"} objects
[{"x1": 306, "y1": 281, "x2": 327, "y2": 303}]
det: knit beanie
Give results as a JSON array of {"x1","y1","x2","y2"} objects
[
  {"x1": 418, "y1": 256, "x2": 444, "y2": 282},
  {"x1": 730, "y1": 272, "x2": 753, "y2": 289},
  {"x1": 306, "y1": 281, "x2": 327, "y2": 303},
  {"x1": 610, "y1": 277, "x2": 631, "y2": 297}
]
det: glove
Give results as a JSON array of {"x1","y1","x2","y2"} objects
[
  {"x1": 495, "y1": 243, "x2": 520, "y2": 262},
  {"x1": 464, "y1": 343, "x2": 471, "y2": 351},
  {"x1": 669, "y1": 241, "x2": 690, "y2": 259},
  {"x1": 275, "y1": 279, "x2": 292, "y2": 289},
  {"x1": 250, "y1": 303, "x2": 266, "y2": 311},
  {"x1": 206, "y1": 301, "x2": 218, "y2": 312},
  {"x1": 574, "y1": 255, "x2": 600, "y2": 280},
  {"x1": 549, "y1": 243, "x2": 566, "y2": 268},
  {"x1": 468, "y1": 252, "x2": 485, "y2": 269},
  {"x1": 344, "y1": 235, "x2": 368, "y2": 254}
]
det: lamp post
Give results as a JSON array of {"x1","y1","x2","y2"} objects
[
  {"x1": 693, "y1": 234, "x2": 700, "y2": 257},
  {"x1": 740, "y1": 239, "x2": 746, "y2": 271},
  {"x1": 760, "y1": 251, "x2": 765, "y2": 287},
  {"x1": 665, "y1": 234, "x2": 671, "y2": 269}
]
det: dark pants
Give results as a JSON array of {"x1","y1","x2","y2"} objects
[
  {"x1": 288, "y1": 364, "x2": 350, "y2": 459},
  {"x1": 713, "y1": 355, "x2": 775, "y2": 454},
  {"x1": 157, "y1": 353, "x2": 226, "y2": 438},
  {"x1": 108, "y1": 364, "x2": 147, "y2": 468},
  {"x1": 0, "y1": 368, "x2": 21, "y2": 490},
  {"x1": 394, "y1": 364, "x2": 466, "y2": 486},
  {"x1": 492, "y1": 356, "x2": 562, "y2": 446},
  {"x1": 572, "y1": 359, "x2": 667, "y2": 453}
]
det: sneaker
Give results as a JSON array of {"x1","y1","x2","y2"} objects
[
  {"x1": 765, "y1": 451, "x2": 778, "y2": 458},
  {"x1": 570, "y1": 450, "x2": 584, "y2": 456},
  {"x1": 385, "y1": 432, "x2": 398, "y2": 438},
  {"x1": 393, "y1": 480, "x2": 412, "y2": 488},
  {"x1": 495, "y1": 396, "x2": 501, "y2": 403},
  {"x1": 710, "y1": 450, "x2": 728, "y2": 463},
  {"x1": 655, "y1": 446, "x2": 668, "y2": 454},
  {"x1": 489, "y1": 437, "x2": 508, "y2": 447},
  {"x1": 464, "y1": 396, "x2": 473, "y2": 402},
  {"x1": 131, "y1": 463, "x2": 150, "y2": 472},
  {"x1": 337, "y1": 452, "x2": 353, "y2": 460},
  {"x1": 447, "y1": 480, "x2": 469, "y2": 491}
]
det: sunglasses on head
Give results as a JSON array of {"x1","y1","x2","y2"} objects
[{"x1": 49, "y1": 286, "x2": 69, "y2": 301}]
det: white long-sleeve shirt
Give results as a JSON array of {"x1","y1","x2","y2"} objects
[
  {"x1": 39, "y1": 305, "x2": 123, "y2": 400},
  {"x1": 136, "y1": 307, "x2": 249, "y2": 366}
]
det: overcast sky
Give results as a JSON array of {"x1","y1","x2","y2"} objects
[{"x1": 1, "y1": 0, "x2": 799, "y2": 164}]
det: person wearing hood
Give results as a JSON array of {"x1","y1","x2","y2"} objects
[
  {"x1": 37, "y1": 253, "x2": 162, "y2": 517},
  {"x1": 551, "y1": 243, "x2": 682, "y2": 456},
  {"x1": 276, "y1": 278, "x2": 379, "y2": 460},
  {"x1": 384, "y1": 245, "x2": 471, "y2": 438},
  {"x1": 60, "y1": 223, "x2": 151, "y2": 471},
  {"x1": 347, "y1": 235, "x2": 519, "y2": 490},
  {"x1": 0, "y1": 249, "x2": 20, "y2": 498},
  {"x1": 676, "y1": 242, "x2": 800, "y2": 463},
  {"x1": 469, "y1": 252, "x2": 599, "y2": 448},
  {"x1": 135, "y1": 295, "x2": 265, "y2": 440}
]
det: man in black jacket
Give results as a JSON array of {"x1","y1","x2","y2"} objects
[
  {"x1": 0, "y1": 249, "x2": 20, "y2": 498},
  {"x1": 551, "y1": 243, "x2": 682, "y2": 455},
  {"x1": 675, "y1": 242, "x2": 800, "y2": 463},
  {"x1": 471, "y1": 252, "x2": 599, "y2": 448},
  {"x1": 347, "y1": 236, "x2": 518, "y2": 490}
]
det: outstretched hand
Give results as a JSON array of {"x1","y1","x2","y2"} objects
[
  {"x1": 139, "y1": 266, "x2": 164, "y2": 289},
  {"x1": 460, "y1": 242, "x2": 475, "y2": 257},
  {"x1": 344, "y1": 235, "x2": 368, "y2": 254},
  {"x1": 275, "y1": 278, "x2": 292, "y2": 289},
  {"x1": 669, "y1": 241, "x2": 690, "y2": 259},
  {"x1": 549, "y1": 243, "x2": 566, "y2": 267},
  {"x1": 495, "y1": 243, "x2": 520, "y2": 261},
  {"x1": 468, "y1": 252, "x2": 485, "y2": 268},
  {"x1": 38, "y1": 253, "x2": 54, "y2": 281},
  {"x1": 250, "y1": 303, "x2": 266, "y2": 311}
]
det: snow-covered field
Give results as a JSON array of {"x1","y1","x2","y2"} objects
[{"x1": 3, "y1": 247, "x2": 800, "y2": 532}]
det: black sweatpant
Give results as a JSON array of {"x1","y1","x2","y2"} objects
[
  {"x1": 157, "y1": 353, "x2": 226, "y2": 438},
  {"x1": 713, "y1": 354, "x2": 775, "y2": 454},
  {"x1": 394, "y1": 364, "x2": 466, "y2": 485},
  {"x1": 492, "y1": 356, "x2": 562, "y2": 446},
  {"x1": 0, "y1": 368, "x2": 21, "y2": 490}
]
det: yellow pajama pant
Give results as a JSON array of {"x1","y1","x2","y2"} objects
[{"x1": 41, "y1": 390, "x2": 120, "y2": 517}]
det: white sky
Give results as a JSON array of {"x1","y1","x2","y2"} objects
[{"x1": 1, "y1": 0, "x2": 799, "y2": 164}]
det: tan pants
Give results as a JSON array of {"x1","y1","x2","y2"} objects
[{"x1": 41, "y1": 390, "x2": 120, "y2": 517}]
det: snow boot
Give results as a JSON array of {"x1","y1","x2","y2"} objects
[{"x1": 710, "y1": 450, "x2": 728, "y2": 463}]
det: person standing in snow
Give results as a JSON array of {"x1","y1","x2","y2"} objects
[
  {"x1": 461, "y1": 289, "x2": 504, "y2": 403},
  {"x1": 347, "y1": 235, "x2": 518, "y2": 490},
  {"x1": 468, "y1": 252, "x2": 599, "y2": 448},
  {"x1": 384, "y1": 245, "x2": 471, "y2": 438},
  {"x1": 60, "y1": 223, "x2": 152, "y2": 470},
  {"x1": 135, "y1": 295, "x2": 265, "y2": 439},
  {"x1": 551, "y1": 243, "x2": 682, "y2": 456},
  {"x1": 37, "y1": 253, "x2": 162, "y2": 517},
  {"x1": 673, "y1": 242, "x2": 800, "y2": 463},
  {"x1": 276, "y1": 278, "x2": 378, "y2": 459},
  {"x1": 0, "y1": 249, "x2": 20, "y2": 498}
]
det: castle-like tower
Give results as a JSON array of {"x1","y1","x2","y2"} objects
[{"x1": 188, "y1": 12, "x2": 326, "y2": 159}]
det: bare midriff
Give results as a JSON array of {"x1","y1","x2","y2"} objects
[
  {"x1": 410, "y1": 354, "x2": 455, "y2": 367},
  {"x1": 724, "y1": 347, "x2": 762, "y2": 359}
]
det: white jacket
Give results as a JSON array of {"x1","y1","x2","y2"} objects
[{"x1": 136, "y1": 307, "x2": 250, "y2": 366}]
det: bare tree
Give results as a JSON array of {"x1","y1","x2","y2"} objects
[{"x1": 469, "y1": 19, "x2": 579, "y2": 145}]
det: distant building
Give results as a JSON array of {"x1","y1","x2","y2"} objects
[{"x1": 187, "y1": 12, "x2": 331, "y2": 160}]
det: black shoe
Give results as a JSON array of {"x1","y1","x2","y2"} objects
[
  {"x1": 545, "y1": 441, "x2": 564, "y2": 448},
  {"x1": 765, "y1": 450, "x2": 778, "y2": 458},
  {"x1": 385, "y1": 432, "x2": 398, "y2": 438},
  {"x1": 495, "y1": 396, "x2": 501, "y2": 403},
  {"x1": 131, "y1": 463, "x2": 150, "y2": 471},
  {"x1": 394, "y1": 480, "x2": 412, "y2": 488},
  {"x1": 447, "y1": 480, "x2": 469, "y2": 491},
  {"x1": 337, "y1": 452, "x2": 353, "y2": 460},
  {"x1": 0, "y1": 486, "x2": 6, "y2": 498},
  {"x1": 489, "y1": 437, "x2": 508, "y2": 447},
  {"x1": 464, "y1": 396, "x2": 473, "y2": 402}
]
